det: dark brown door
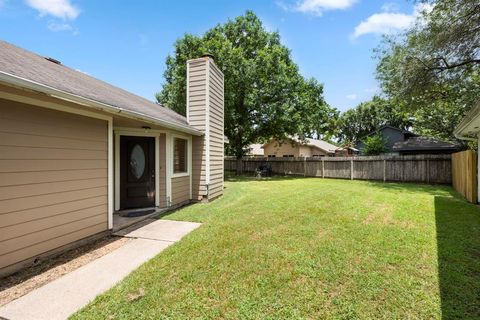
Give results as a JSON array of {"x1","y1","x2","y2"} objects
[{"x1": 120, "y1": 136, "x2": 155, "y2": 209}]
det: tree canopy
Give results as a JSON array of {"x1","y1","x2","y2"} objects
[
  {"x1": 375, "y1": 0, "x2": 480, "y2": 142},
  {"x1": 157, "y1": 11, "x2": 335, "y2": 158},
  {"x1": 337, "y1": 96, "x2": 411, "y2": 144}
]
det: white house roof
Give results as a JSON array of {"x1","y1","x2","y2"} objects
[{"x1": 291, "y1": 137, "x2": 340, "y2": 153}]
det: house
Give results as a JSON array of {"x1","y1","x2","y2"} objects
[
  {"x1": 357, "y1": 125, "x2": 459, "y2": 155},
  {"x1": 392, "y1": 136, "x2": 460, "y2": 155},
  {"x1": 247, "y1": 143, "x2": 264, "y2": 157},
  {"x1": 356, "y1": 125, "x2": 417, "y2": 154},
  {"x1": 0, "y1": 41, "x2": 224, "y2": 276},
  {"x1": 263, "y1": 137, "x2": 339, "y2": 157}
]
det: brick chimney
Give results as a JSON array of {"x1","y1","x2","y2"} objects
[{"x1": 187, "y1": 55, "x2": 224, "y2": 201}]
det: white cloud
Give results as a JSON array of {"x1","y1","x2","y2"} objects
[
  {"x1": 26, "y1": 0, "x2": 80, "y2": 20},
  {"x1": 346, "y1": 93, "x2": 357, "y2": 100},
  {"x1": 278, "y1": 0, "x2": 357, "y2": 16},
  {"x1": 352, "y1": 3, "x2": 432, "y2": 38}
]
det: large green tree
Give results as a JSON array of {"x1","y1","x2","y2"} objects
[
  {"x1": 337, "y1": 96, "x2": 412, "y2": 144},
  {"x1": 156, "y1": 11, "x2": 334, "y2": 162},
  {"x1": 376, "y1": 0, "x2": 480, "y2": 142}
]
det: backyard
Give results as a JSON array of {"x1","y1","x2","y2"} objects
[{"x1": 73, "y1": 176, "x2": 480, "y2": 319}]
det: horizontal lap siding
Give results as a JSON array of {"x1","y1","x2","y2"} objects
[
  {"x1": 0, "y1": 99, "x2": 108, "y2": 269},
  {"x1": 171, "y1": 175, "x2": 190, "y2": 205},
  {"x1": 208, "y1": 62, "x2": 224, "y2": 200}
]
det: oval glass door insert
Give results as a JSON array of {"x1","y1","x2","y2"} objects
[{"x1": 130, "y1": 144, "x2": 146, "y2": 179}]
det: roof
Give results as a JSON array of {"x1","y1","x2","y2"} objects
[
  {"x1": 363, "y1": 125, "x2": 416, "y2": 139},
  {"x1": 392, "y1": 136, "x2": 460, "y2": 152},
  {"x1": 454, "y1": 98, "x2": 480, "y2": 139},
  {"x1": 0, "y1": 41, "x2": 199, "y2": 134},
  {"x1": 280, "y1": 136, "x2": 339, "y2": 153},
  {"x1": 247, "y1": 143, "x2": 264, "y2": 155}
]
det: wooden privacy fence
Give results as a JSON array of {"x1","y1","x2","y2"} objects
[
  {"x1": 452, "y1": 150, "x2": 477, "y2": 203},
  {"x1": 225, "y1": 154, "x2": 452, "y2": 184}
]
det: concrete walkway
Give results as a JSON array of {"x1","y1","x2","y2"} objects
[{"x1": 0, "y1": 219, "x2": 201, "y2": 320}]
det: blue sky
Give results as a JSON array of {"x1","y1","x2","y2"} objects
[{"x1": 0, "y1": 0, "x2": 422, "y2": 112}]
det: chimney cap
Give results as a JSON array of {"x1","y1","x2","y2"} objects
[{"x1": 201, "y1": 53, "x2": 215, "y2": 60}]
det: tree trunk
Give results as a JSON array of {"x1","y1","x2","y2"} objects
[{"x1": 236, "y1": 157, "x2": 243, "y2": 176}]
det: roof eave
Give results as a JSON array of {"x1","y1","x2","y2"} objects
[
  {"x1": 454, "y1": 99, "x2": 480, "y2": 141},
  {"x1": 0, "y1": 71, "x2": 203, "y2": 136}
]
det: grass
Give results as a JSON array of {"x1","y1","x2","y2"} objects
[{"x1": 72, "y1": 175, "x2": 480, "y2": 319}]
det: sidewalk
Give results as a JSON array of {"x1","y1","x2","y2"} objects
[{"x1": 0, "y1": 219, "x2": 201, "y2": 320}]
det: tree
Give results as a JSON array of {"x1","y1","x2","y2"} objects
[
  {"x1": 156, "y1": 11, "x2": 335, "y2": 171},
  {"x1": 363, "y1": 134, "x2": 388, "y2": 155},
  {"x1": 375, "y1": 0, "x2": 480, "y2": 142},
  {"x1": 337, "y1": 96, "x2": 411, "y2": 144}
]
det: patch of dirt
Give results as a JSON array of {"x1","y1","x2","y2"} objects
[{"x1": 0, "y1": 235, "x2": 131, "y2": 306}]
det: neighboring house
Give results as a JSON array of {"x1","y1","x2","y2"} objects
[
  {"x1": 356, "y1": 125, "x2": 417, "y2": 154},
  {"x1": 247, "y1": 143, "x2": 264, "y2": 157},
  {"x1": 392, "y1": 136, "x2": 460, "y2": 155},
  {"x1": 357, "y1": 125, "x2": 458, "y2": 155},
  {"x1": 263, "y1": 137, "x2": 339, "y2": 157},
  {"x1": 0, "y1": 41, "x2": 224, "y2": 276}
]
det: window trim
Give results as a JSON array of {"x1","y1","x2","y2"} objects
[{"x1": 171, "y1": 134, "x2": 191, "y2": 178}]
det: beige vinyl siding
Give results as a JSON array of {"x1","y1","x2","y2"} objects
[
  {"x1": 171, "y1": 175, "x2": 190, "y2": 205},
  {"x1": 0, "y1": 99, "x2": 108, "y2": 270},
  {"x1": 191, "y1": 135, "x2": 206, "y2": 201},
  {"x1": 207, "y1": 62, "x2": 224, "y2": 199},
  {"x1": 158, "y1": 134, "x2": 167, "y2": 207},
  {"x1": 187, "y1": 57, "x2": 224, "y2": 201}
]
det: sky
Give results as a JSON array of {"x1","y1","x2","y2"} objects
[{"x1": 0, "y1": 0, "x2": 422, "y2": 112}]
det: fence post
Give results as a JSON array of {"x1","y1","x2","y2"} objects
[
  {"x1": 383, "y1": 159, "x2": 386, "y2": 182},
  {"x1": 303, "y1": 157, "x2": 306, "y2": 177},
  {"x1": 322, "y1": 158, "x2": 325, "y2": 178},
  {"x1": 426, "y1": 159, "x2": 430, "y2": 184},
  {"x1": 350, "y1": 159, "x2": 354, "y2": 180}
]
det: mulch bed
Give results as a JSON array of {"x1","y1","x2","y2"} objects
[{"x1": 0, "y1": 235, "x2": 131, "y2": 306}]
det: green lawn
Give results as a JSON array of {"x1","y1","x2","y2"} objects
[{"x1": 73, "y1": 176, "x2": 480, "y2": 319}]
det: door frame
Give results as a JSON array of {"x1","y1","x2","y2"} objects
[{"x1": 114, "y1": 130, "x2": 160, "y2": 211}]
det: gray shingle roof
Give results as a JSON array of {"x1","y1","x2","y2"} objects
[
  {"x1": 0, "y1": 40, "x2": 191, "y2": 129},
  {"x1": 393, "y1": 136, "x2": 460, "y2": 152}
]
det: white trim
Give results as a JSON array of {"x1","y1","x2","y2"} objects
[
  {"x1": 188, "y1": 136, "x2": 193, "y2": 200},
  {"x1": 165, "y1": 132, "x2": 172, "y2": 206},
  {"x1": 171, "y1": 133, "x2": 191, "y2": 177},
  {"x1": 107, "y1": 119, "x2": 113, "y2": 229},
  {"x1": 186, "y1": 61, "x2": 190, "y2": 123},
  {"x1": 0, "y1": 89, "x2": 111, "y2": 121},
  {"x1": 155, "y1": 136, "x2": 160, "y2": 207},
  {"x1": 205, "y1": 59, "x2": 211, "y2": 186},
  {"x1": 113, "y1": 127, "x2": 168, "y2": 134},
  {"x1": 0, "y1": 71, "x2": 203, "y2": 136},
  {"x1": 114, "y1": 130, "x2": 161, "y2": 210}
]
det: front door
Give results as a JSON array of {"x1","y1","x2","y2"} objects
[{"x1": 120, "y1": 136, "x2": 155, "y2": 209}]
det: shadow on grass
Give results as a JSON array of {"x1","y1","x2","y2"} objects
[{"x1": 435, "y1": 196, "x2": 480, "y2": 319}]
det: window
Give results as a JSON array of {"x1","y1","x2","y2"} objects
[
  {"x1": 173, "y1": 138, "x2": 187, "y2": 174},
  {"x1": 267, "y1": 155, "x2": 276, "y2": 158},
  {"x1": 283, "y1": 155, "x2": 294, "y2": 158}
]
